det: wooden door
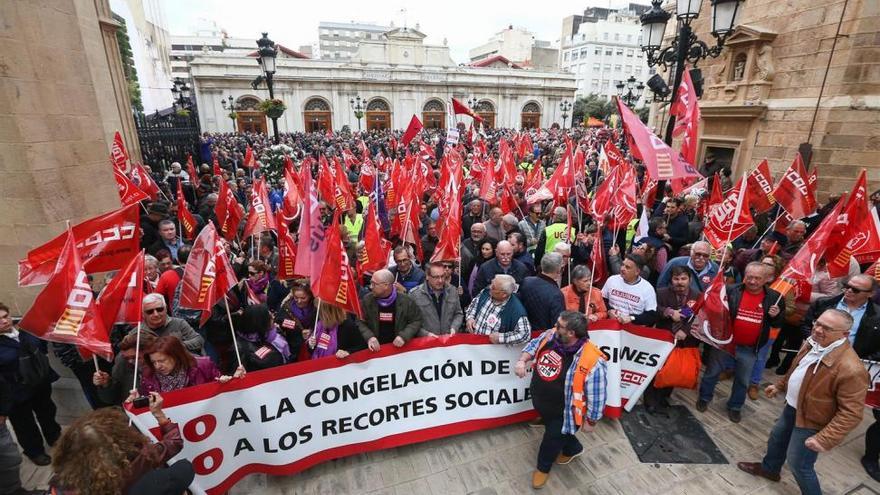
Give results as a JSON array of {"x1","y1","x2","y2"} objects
[{"x1": 237, "y1": 111, "x2": 267, "y2": 134}]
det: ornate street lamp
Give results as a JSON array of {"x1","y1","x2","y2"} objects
[
  {"x1": 559, "y1": 100, "x2": 572, "y2": 129},
  {"x1": 256, "y1": 32, "x2": 280, "y2": 143},
  {"x1": 468, "y1": 96, "x2": 479, "y2": 109},
  {"x1": 220, "y1": 95, "x2": 238, "y2": 131},
  {"x1": 350, "y1": 95, "x2": 365, "y2": 131},
  {"x1": 171, "y1": 77, "x2": 191, "y2": 110},
  {"x1": 640, "y1": 0, "x2": 743, "y2": 145},
  {"x1": 616, "y1": 76, "x2": 645, "y2": 108}
]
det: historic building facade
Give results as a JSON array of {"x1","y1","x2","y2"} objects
[
  {"x1": 189, "y1": 28, "x2": 577, "y2": 133},
  {"x1": 649, "y1": 0, "x2": 879, "y2": 197}
]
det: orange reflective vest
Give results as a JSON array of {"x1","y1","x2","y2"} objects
[{"x1": 534, "y1": 332, "x2": 605, "y2": 427}]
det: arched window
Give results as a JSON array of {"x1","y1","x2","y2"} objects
[
  {"x1": 422, "y1": 99, "x2": 446, "y2": 129},
  {"x1": 234, "y1": 96, "x2": 266, "y2": 134},
  {"x1": 303, "y1": 97, "x2": 332, "y2": 132},
  {"x1": 521, "y1": 102, "x2": 541, "y2": 129},
  {"x1": 475, "y1": 100, "x2": 496, "y2": 128},
  {"x1": 366, "y1": 98, "x2": 391, "y2": 130}
]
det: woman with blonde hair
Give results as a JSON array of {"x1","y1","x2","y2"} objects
[
  {"x1": 50, "y1": 394, "x2": 193, "y2": 494},
  {"x1": 307, "y1": 302, "x2": 366, "y2": 360}
]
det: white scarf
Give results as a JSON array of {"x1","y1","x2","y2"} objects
[{"x1": 804, "y1": 336, "x2": 847, "y2": 374}]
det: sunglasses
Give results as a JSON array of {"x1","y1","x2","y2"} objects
[
  {"x1": 844, "y1": 284, "x2": 871, "y2": 294},
  {"x1": 145, "y1": 307, "x2": 165, "y2": 315}
]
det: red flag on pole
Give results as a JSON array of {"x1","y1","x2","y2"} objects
[
  {"x1": 186, "y1": 154, "x2": 199, "y2": 186},
  {"x1": 401, "y1": 115, "x2": 424, "y2": 147},
  {"x1": 97, "y1": 251, "x2": 144, "y2": 328},
  {"x1": 129, "y1": 163, "x2": 159, "y2": 200},
  {"x1": 280, "y1": 158, "x2": 302, "y2": 224},
  {"x1": 670, "y1": 67, "x2": 700, "y2": 166},
  {"x1": 179, "y1": 223, "x2": 238, "y2": 324},
  {"x1": 770, "y1": 200, "x2": 845, "y2": 297},
  {"x1": 616, "y1": 97, "x2": 702, "y2": 182},
  {"x1": 746, "y1": 159, "x2": 776, "y2": 213},
  {"x1": 275, "y1": 209, "x2": 298, "y2": 281},
  {"x1": 114, "y1": 168, "x2": 150, "y2": 206},
  {"x1": 293, "y1": 166, "x2": 327, "y2": 281},
  {"x1": 176, "y1": 180, "x2": 197, "y2": 241},
  {"x1": 314, "y1": 211, "x2": 363, "y2": 317},
  {"x1": 18, "y1": 227, "x2": 113, "y2": 360},
  {"x1": 691, "y1": 272, "x2": 734, "y2": 354},
  {"x1": 358, "y1": 200, "x2": 392, "y2": 276},
  {"x1": 110, "y1": 131, "x2": 129, "y2": 173},
  {"x1": 213, "y1": 156, "x2": 223, "y2": 177},
  {"x1": 242, "y1": 145, "x2": 256, "y2": 169},
  {"x1": 704, "y1": 177, "x2": 754, "y2": 249},
  {"x1": 431, "y1": 156, "x2": 463, "y2": 263},
  {"x1": 826, "y1": 170, "x2": 880, "y2": 276},
  {"x1": 215, "y1": 180, "x2": 243, "y2": 241},
  {"x1": 451, "y1": 98, "x2": 483, "y2": 122},
  {"x1": 242, "y1": 179, "x2": 278, "y2": 239},
  {"x1": 590, "y1": 229, "x2": 607, "y2": 287},
  {"x1": 772, "y1": 153, "x2": 817, "y2": 219},
  {"x1": 19, "y1": 205, "x2": 140, "y2": 287}
]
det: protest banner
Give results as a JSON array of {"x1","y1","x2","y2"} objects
[
  {"x1": 864, "y1": 360, "x2": 880, "y2": 409},
  {"x1": 126, "y1": 325, "x2": 672, "y2": 494}
]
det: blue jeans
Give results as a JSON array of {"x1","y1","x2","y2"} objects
[
  {"x1": 762, "y1": 405, "x2": 821, "y2": 495},
  {"x1": 0, "y1": 425, "x2": 22, "y2": 495},
  {"x1": 699, "y1": 345, "x2": 757, "y2": 412},
  {"x1": 751, "y1": 339, "x2": 776, "y2": 385},
  {"x1": 536, "y1": 416, "x2": 583, "y2": 473}
]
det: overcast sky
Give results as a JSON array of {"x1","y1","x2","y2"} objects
[{"x1": 161, "y1": 0, "x2": 651, "y2": 63}]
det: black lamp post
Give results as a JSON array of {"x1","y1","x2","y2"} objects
[
  {"x1": 171, "y1": 77, "x2": 192, "y2": 110},
  {"x1": 640, "y1": 0, "x2": 743, "y2": 146},
  {"x1": 350, "y1": 95, "x2": 365, "y2": 131},
  {"x1": 559, "y1": 100, "x2": 572, "y2": 129},
  {"x1": 468, "y1": 96, "x2": 479, "y2": 109},
  {"x1": 256, "y1": 32, "x2": 279, "y2": 143},
  {"x1": 220, "y1": 95, "x2": 238, "y2": 131},
  {"x1": 616, "y1": 76, "x2": 645, "y2": 108}
]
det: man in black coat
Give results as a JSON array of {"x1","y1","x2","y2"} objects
[
  {"x1": 802, "y1": 275, "x2": 880, "y2": 481},
  {"x1": 473, "y1": 241, "x2": 529, "y2": 297},
  {"x1": 518, "y1": 253, "x2": 565, "y2": 331}
]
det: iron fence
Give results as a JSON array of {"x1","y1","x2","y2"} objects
[{"x1": 133, "y1": 110, "x2": 201, "y2": 172}]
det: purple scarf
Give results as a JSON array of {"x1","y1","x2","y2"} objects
[
  {"x1": 247, "y1": 274, "x2": 270, "y2": 303},
  {"x1": 310, "y1": 321, "x2": 339, "y2": 359},
  {"x1": 549, "y1": 335, "x2": 588, "y2": 357},
  {"x1": 240, "y1": 326, "x2": 291, "y2": 362},
  {"x1": 377, "y1": 286, "x2": 398, "y2": 307},
  {"x1": 289, "y1": 302, "x2": 316, "y2": 329}
]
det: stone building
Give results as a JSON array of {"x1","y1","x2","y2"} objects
[
  {"x1": 649, "y1": 0, "x2": 880, "y2": 197},
  {"x1": 190, "y1": 27, "x2": 577, "y2": 133},
  {"x1": 1, "y1": 0, "x2": 139, "y2": 312},
  {"x1": 469, "y1": 26, "x2": 560, "y2": 72}
]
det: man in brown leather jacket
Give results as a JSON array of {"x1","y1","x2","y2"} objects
[{"x1": 737, "y1": 308, "x2": 869, "y2": 495}]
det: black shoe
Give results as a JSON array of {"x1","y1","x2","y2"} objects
[
  {"x1": 696, "y1": 400, "x2": 708, "y2": 412},
  {"x1": 862, "y1": 456, "x2": 880, "y2": 482},
  {"x1": 28, "y1": 453, "x2": 51, "y2": 466},
  {"x1": 728, "y1": 409, "x2": 742, "y2": 423},
  {"x1": 765, "y1": 357, "x2": 780, "y2": 369}
]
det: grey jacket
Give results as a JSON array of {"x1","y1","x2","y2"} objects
[
  {"x1": 409, "y1": 283, "x2": 465, "y2": 335},
  {"x1": 129, "y1": 317, "x2": 204, "y2": 355}
]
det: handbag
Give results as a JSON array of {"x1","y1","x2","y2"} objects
[
  {"x1": 18, "y1": 340, "x2": 51, "y2": 387},
  {"x1": 653, "y1": 346, "x2": 701, "y2": 389}
]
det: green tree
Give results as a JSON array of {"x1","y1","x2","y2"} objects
[
  {"x1": 113, "y1": 13, "x2": 143, "y2": 113},
  {"x1": 636, "y1": 106, "x2": 650, "y2": 124},
  {"x1": 573, "y1": 94, "x2": 615, "y2": 125}
]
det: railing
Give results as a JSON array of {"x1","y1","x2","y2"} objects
[{"x1": 133, "y1": 110, "x2": 201, "y2": 172}]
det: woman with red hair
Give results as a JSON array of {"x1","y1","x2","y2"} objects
[{"x1": 138, "y1": 336, "x2": 243, "y2": 395}]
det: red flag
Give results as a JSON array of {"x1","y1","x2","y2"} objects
[
  {"x1": 826, "y1": 170, "x2": 880, "y2": 276},
  {"x1": 641, "y1": 179, "x2": 658, "y2": 210},
  {"x1": 670, "y1": 67, "x2": 700, "y2": 166},
  {"x1": 517, "y1": 132, "x2": 533, "y2": 160},
  {"x1": 704, "y1": 177, "x2": 754, "y2": 249},
  {"x1": 616, "y1": 97, "x2": 702, "y2": 182},
  {"x1": 280, "y1": 158, "x2": 302, "y2": 224},
  {"x1": 451, "y1": 98, "x2": 483, "y2": 122},
  {"x1": 179, "y1": 223, "x2": 238, "y2": 324},
  {"x1": 213, "y1": 156, "x2": 222, "y2": 177},
  {"x1": 401, "y1": 115, "x2": 424, "y2": 147},
  {"x1": 359, "y1": 156, "x2": 377, "y2": 193},
  {"x1": 186, "y1": 154, "x2": 199, "y2": 186},
  {"x1": 770, "y1": 200, "x2": 845, "y2": 297},
  {"x1": 19, "y1": 205, "x2": 140, "y2": 287},
  {"x1": 746, "y1": 159, "x2": 776, "y2": 213},
  {"x1": 610, "y1": 164, "x2": 638, "y2": 229},
  {"x1": 314, "y1": 211, "x2": 363, "y2": 317},
  {"x1": 242, "y1": 145, "x2": 256, "y2": 168},
  {"x1": 590, "y1": 229, "x2": 607, "y2": 287},
  {"x1": 478, "y1": 155, "x2": 498, "y2": 205},
  {"x1": 598, "y1": 141, "x2": 624, "y2": 176},
  {"x1": 114, "y1": 168, "x2": 150, "y2": 206},
  {"x1": 215, "y1": 180, "x2": 243, "y2": 241},
  {"x1": 527, "y1": 146, "x2": 574, "y2": 205},
  {"x1": 691, "y1": 272, "x2": 734, "y2": 354},
  {"x1": 129, "y1": 163, "x2": 159, "y2": 200},
  {"x1": 431, "y1": 156, "x2": 463, "y2": 263},
  {"x1": 772, "y1": 153, "x2": 816, "y2": 219},
  {"x1": 18, "y1": 228, "x2": 113, "y2": 360},
  {"x1": 176, "y1": 180, "x2": 197, "y2": 241},
  {"x1": 110, "y1": 131, "x2": 129, "y2": 173},
  {"x1": 294, "y1": 166, "x2": 327, "y2": 280},
  {"x1": 243, "y1": 179, "x2": 278, "y2": 239},
  {"x1": 276, "y1": 209, "x2": 298, "y2": 281},
  {"x1": 359, "y1": 200, "x2": 392, "y2": 276},
  {"x1": 97, "y1": 251, "x2": 144, "y2": 328},
  {"x1": 332, "y1": 157, "x2": 356, "y2": 211}
]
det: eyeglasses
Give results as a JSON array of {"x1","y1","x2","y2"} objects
[
  {"x1": 844, "y1": 284, "x2": 871, "y2": 294},
  {"x1": 813, "y1": 321, "x2": 847, "y2": 333},
  {"x1": 144, "y1": 307, "x2": 166, "y2": 315},
  {"x1": 692, "y1": 252, "x2": 711, "y2": 258}
]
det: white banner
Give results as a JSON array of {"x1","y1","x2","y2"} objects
[{"x1": 126, "y1": 325, "x2": 673, "y2": 494}]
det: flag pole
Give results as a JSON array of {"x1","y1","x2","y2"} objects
[
  {"x1": 750, "y1": 209, "x2": 783, "y2": 250},
  {"x1": 92, "y1": 354, "x2": 100, "y2": 372},
  {"x1": 131, "y1": 317, "x2": 142, "y2": 394},
  {"x1": 223, "y1": 294, "x2": 244, "y2": 369}
]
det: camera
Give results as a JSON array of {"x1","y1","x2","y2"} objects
[{"x1": 132, "y1": 396, "x2": 150, "y2": 409}]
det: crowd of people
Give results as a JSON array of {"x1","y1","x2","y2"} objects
[{"x1": 1, "y1": 124, "x2": 878, "y2": 494}]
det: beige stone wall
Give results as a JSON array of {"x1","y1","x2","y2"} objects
[
  {"x1": 0, "y1": 0, "x2": 138, "y2": 314},
  {"x1": 651, "y1": 0, "x2": 880, "y2": 199}
]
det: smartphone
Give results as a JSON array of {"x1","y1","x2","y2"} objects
[{"x1": 132, "y1": 396, "x2": 150, "y2": 408}]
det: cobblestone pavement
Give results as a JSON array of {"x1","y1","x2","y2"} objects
[{"x1": 18, "y1": 368, "x2": 880, "y2": 495}]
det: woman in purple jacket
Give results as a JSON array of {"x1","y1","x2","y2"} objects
[{"x1": 139, "y1": 336, "x2": 243, "y2": 394}]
